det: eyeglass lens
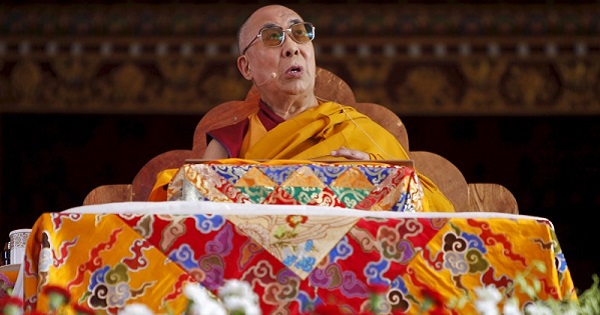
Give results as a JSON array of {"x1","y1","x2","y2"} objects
[{"x1": 260, "y1": 23, "x2": 314, "y2": 47}]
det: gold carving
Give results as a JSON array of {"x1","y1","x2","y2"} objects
[
  {"x1": 10, "y1": 60, "x2": 43, "y2": 109},
  {"x1": 198, "y1": 65, "x2": 252, "y2": 112},
  {"x1": 51, "y1": 56, "x2": 101, "y2": 110},
  {"x1": 460, "y1": 58, "x2": 507, "y2": 112},
  {"x1": 392, "y1": 65, "x2": 461, "y2": 111},
  {"x1": 101, "y1": 62, "x2": 150, "y2": 112},
  {"x1": 501, "y1": 63, "x2": 560, "y2": 109},
  {"x1": 346, "y1": 60, "x2": 393, "y2": 106},
  {"x1": 157, "y1": 57, "x2": 205, "y2": 110},
  {"x1": 557, "y1": 59, "x2": 600, "y2": 110}
]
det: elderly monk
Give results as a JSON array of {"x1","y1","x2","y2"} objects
[{"x1": 151, "y1": 4, "x2": 454, "y2": 212}]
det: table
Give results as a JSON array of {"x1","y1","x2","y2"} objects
[{"x1": 20, "y1": 201, "x2": 575, "y2": 314}]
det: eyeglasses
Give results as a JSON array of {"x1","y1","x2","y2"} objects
[{"x1": 241, "y1": 22, "x2": 315, "y2": 55}]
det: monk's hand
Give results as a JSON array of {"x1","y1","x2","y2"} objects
[{"x1": 331, "y1": 146, "x2": 370, "y2": 160}]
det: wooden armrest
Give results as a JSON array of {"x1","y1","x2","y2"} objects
[
  {"x1": 409, "y1": 150, "x2": 469, "y2": 211},
  {"x1": 132, "y1": 149, "x2": 197, "y2": 201},
  {"x1": 468, "y1": 183, "x2": 519, "y2": 214},
  {"x1": 83, "y1": 184, "x2": 132, "y2": 205}
]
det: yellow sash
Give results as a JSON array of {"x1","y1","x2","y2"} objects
[{"x1": 242, "y1": 102, "x2": 406, "y2": 160}]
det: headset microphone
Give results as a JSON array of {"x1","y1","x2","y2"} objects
[{"x1": 256, "y1": 72, "x2": 277, "y2": 86}]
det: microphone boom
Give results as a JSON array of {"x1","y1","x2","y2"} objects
[{"x1": 256, "y1": 72, "x2": 277, "y2": 86}]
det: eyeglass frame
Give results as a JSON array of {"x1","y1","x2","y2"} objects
[{"x1": 240, "y1": 22, "x2": 316, "y2": 55}]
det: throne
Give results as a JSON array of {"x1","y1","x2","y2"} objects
[{"x1": 83, "y1": 67, "x2": 518, "y2": 214}]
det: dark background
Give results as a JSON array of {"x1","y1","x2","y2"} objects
[{"x1": 1, "y1": 113, "x2": 599, "y2": 292}]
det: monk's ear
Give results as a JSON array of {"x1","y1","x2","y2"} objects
[{"x1": 237, "y1": 55, "x2": 252, "y2": 80}]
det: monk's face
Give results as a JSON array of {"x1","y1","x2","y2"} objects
[{"x1": 237, "y1": 5, "x2": 317, "y2": 100}]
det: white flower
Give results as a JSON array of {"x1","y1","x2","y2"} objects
[
  {"x1": 118, "y1": 303, "x2": 155, "y2": 315},
  {"x1": 561, "y1": 308, "x2": 579, "y2": 315},
  {"x1": 183, "y1": 283, "x2": 211, "y2": 305},
  {"x1": 183, "y1": 283, "x2": 228, "y2": 315},
  {"x1": 474, "y1": 285, "x2": 502, "y2": 303},
  {"x1": 117, "y1": 281, "x2": 261, "y2": 315},
  {"x1": 502, "y1": 297, "x2": 521, "y2": 315},
  {"x1": 473, "y1": 285, "x2": 502, "y2": 315},
  {"x1": 218, "y1": 280, "x2": 258, "y2": 301},
  {"x1": 221, "y1": 296, "x2": 261, "y2": 315},
  {"x1": 188, "y1": 300, "x2": 228, "y2": 315},
  {"x1": 524, "y1": 302, "x2": 553, "y2": 315},
  {"x1": 218, "y1": 279, "x2": 261, "y2": 315},
  {"x1": 474, "y1": 300, "x2": 500, "y2": 315}
]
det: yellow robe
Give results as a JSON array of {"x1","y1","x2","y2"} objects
[{"x1": 151, "y1": 101, "x2": 454, "y2": 212}]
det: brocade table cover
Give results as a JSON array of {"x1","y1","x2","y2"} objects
[
  {"x1": 21, "y1": 202, "x2": 575, "y2": 314},
  {"x1": 168, "y1": 160, "x2": 422, "y2": 212}
]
